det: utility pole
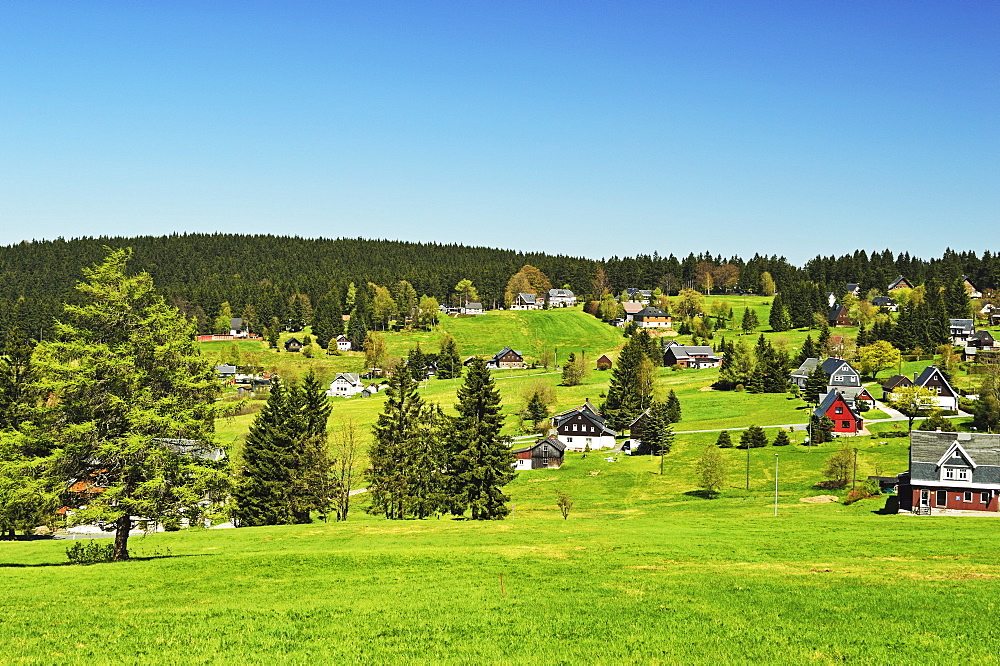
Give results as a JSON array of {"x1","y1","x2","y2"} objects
[{"x1": 774, "y1": 453, "x2": 779, "y2": 516}]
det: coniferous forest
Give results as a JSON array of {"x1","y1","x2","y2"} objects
[{"x1": 0, "y1": 234, "x2": 997, "y2": 341}]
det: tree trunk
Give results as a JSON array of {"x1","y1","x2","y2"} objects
[{"x1": 113, "y1": 514, "x2": 131, "y2": 561}]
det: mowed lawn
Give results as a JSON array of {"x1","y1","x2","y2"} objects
[{"x1": 3, "y1": 433, "x2": 1000, "y2": 664}]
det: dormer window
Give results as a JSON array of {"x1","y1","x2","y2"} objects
[{"x1": 943, "y1": 467, "x2": 970, "y2": 481}]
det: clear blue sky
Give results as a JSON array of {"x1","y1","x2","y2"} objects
[{"x1": 1, "y1": 1, "x2": 997, "y2": 263}]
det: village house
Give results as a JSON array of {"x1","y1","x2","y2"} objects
[
  {"x1": 283, "y1": 338, "x2": 303, "y2": 352},
  {"x1": 791, "y1": 357, "x2": 862, "y2": 397},
  {"x1": 633, "y1": 306, "x2": 672, "y2": 329},
  {"x1": 845, "y1": 283, "x2": 861, "y2": 297},
  {"x1": 663, "y1": 345, "x2": 721, "y2": 369},
  {"x1": 547, "y1": 288, "x2": 577, "y2": 308},
  {"x1": 622, "y1": 302, "x2": 646, "y2": 321},
  {"x1": 229, "y1": 317, "x2": 248, "y2": 338},
  {"x1": 912, "y1": 366, "x2": 960, "y2": 412},
  {"x1": 897, "y1": 431, "x2": 1000, "y2": 515},
  {"x1": 871, "y1": 296, "x2": 898, "y2": 312},
  {"x1": 461, "y1": 302, "x2": 484, "y2": 315},
  {"x1": 814, "y1": 390, "x2": 864, "y2": 435},
  {"x1": 888, "y1": 276, "x2": 913, "y2": 292},
  {"x1": 596, "y1": 354, "x2": 613, "y2": 371},
  {"x1": 511, "y1": 293, "x2": 540, "y2": 310},
  {"x1": 215, "y1": 364, "x2": 238, "y2": 379},
  {"x1": 552, "y1": 401, "x2": 617, "y2": 451},
  {"x1": 968, "y1": 330, "x2": 996, "y2": 351},
  {"x1": 335, "y1": 335, "x2": 352, "y2": 351},
  {"x1": 827, "y1": 304, "x2": 852, "y2": 327},
  {"x1": 512, "y1": 436, "x2": 566, "y2": 470},
  {"x1": 326, "y1": 373, "x2": 363, "y2": 397},
  {"x1": 949, "y1": 319, "x2": 975, "y2": 345},
  {"x1": 625, "y1": 288, "x2": 653, "y2": 302},
  {"x1": 963, "y1": 276, "x2": 982, "y2": 299},
  {"x1": 467, "y1": 347, "x2": 526, "y2": 370},
  {"x1": 881, "y1": 374, "x2": 914, "y2": 393}
]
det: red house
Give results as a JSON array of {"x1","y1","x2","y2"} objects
[{"x1": 814, "y1": 390, "x2": 863, "y2": 435}]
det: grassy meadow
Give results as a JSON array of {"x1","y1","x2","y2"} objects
[{"x1": 4, "y1": 431, "x2": 1000, "y2": 664}]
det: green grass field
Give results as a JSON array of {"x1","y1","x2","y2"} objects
[{"x1": 4, "y1": 431, "x2": 1000, "y2": 664}]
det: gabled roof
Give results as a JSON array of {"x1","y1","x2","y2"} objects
[
  {"x1": 492, "y1": 347, "x2": 523, "y2": 361},
  {"x1": 888, "y1": 276, "x2": 911, "y2": 290},
  {"x1": 821, "y1": 357, "x2": 856, "y2": 376},
  {"x1": 846, "y1": 283, "x2": 860, "y2": 293},
  {"x1": 512, "y1": 435, "x2": 567, "y2": 455},
  {"x1": 465, "y1": 302, "x2": 483, "y2": 309},
  {"x1": 882, "y1": 374, "x2": 913, "y2": 391},
  {"x1": 554, "y1": 400, "x2": 603, "y2": 421},
  {"x1": 215, "y1": 364, "x2": 238, "y2": 374},
  {"x1": 871, "y1": 296, "x2": 897, "y2": 307},
  {"x1": 553, "y1": 402, "x2": 617, "y2": 436},
  {"x1": 935, "y1": 440, "x2": 978, "y2": 470},
  {"x1": 333, "y1": 372, "x2": 361, "y2": 386},
  {"x1": 284, "y1": 337, "x2": 302, "y2": 347},
  {"x1": 634, "y1": 306, "x2": 669, "y2": 319},
  {"x1": 949, "y1": 319, "x2": 974, "y2": 332},
  {"x1": 837, "y1": 386, "x2": 874, "y2": 402},
  {"x1": 516, "y1": 293, "x2": 536, "y2": 304},
  {"x1": 548, "y1": 288, "x2": 574, "y2": 298},
  {"x1": 910, "y1": 431, "x2": 1000, "y2": 468},
  {"x1": 335, "y1": 334, "x2": 349, "y2": 341},
  {"x1": 914, "y1": 366, "x2": 956, "y2": 394},
  {"x1": 962, "y1": 275, "x2": 979, "y2": 289},
  {"x1": 791, "y1": 357, "x2": 820, "y2": 378},
  {"x1": 230, "y1": 317, "x2": 244, "y2": 330},
  {"x1": 814, "y1": 390, "x2": 861, "y2": 421},
  {"x1": 666, "y1": 345, "x2": 717, "y2": 360},
  {"x1": 971, "y1": 330, "x2": 995, "y2": 343},
  {"x1": 828, "y1": 304, "x2": 848, "y2": 320},
  {"x1": 622, "y1": 302, "x2": 646, "y2": 314}
]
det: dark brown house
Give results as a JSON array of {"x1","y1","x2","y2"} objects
[
  {"x1": 284, "y1": 337, "x2": 303, "y2": 352},
  {"x1": 827, "y1": 304, "x2": 851, "y2": 327},
  {"x1": 512, "y1": 436, "x2": 566, "y2": 471},
  {"x1": 596, "y1": 354, "x2": 613, "y2": 371}
]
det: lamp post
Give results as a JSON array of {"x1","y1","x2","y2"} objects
[
  {"x1": 774, "y1": 453, "x2": 779, "y2": 516},
  {"x1": 745, "y1": 438, "x2": 751, "y2": 491}
]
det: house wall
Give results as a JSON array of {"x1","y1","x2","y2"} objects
[
  {"x1": 557, "y1": 433, "x2": 616, "y2": 451},
  {"x1": 823, "y1": 401, "x2": 862, "y2": 433},
  {"x1": 910, "y1": 487, "x2": 998, "y2": 512}
]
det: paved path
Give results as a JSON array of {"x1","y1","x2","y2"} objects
[{"x1": 674, "y1": 412, "x2": 969, "y2": 435}]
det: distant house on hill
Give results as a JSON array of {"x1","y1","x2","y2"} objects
[
  {"x1": 968, "y1": 330, "x2": 996, "y2": 350},
  {"x1": 827, "y1": 304, "x2": 851, "y2": 327},
  {"x1": 633, "y1": 306, "x2": 672, "y2": 329},
  {"x1": 284, "y1": 338, "x2": 303, "y2": 352},
  {"x1": 949, "y1": 319, "x2": 975, "y2": 345},
  {"x1": 326, "y1": 373, "x2": 363, "y2": 397},
  {"x1": 335, "y1": 335, "x2": 352, "y2": 351},
  {"x1": 872, "y1": 296, "x2": 898, "y2": 312},
  {"x1": 792, "y1": 357, "x2": 863, "y2": 404},
  {"x1": 888, "y1": 276, "x2": 913, "y2": 292},
  {"x1": 897, "y1": 431, "x2": 1000, "y2": 515},
  {"x1": 846, "y1": 283, "x2": 861, "y2": 297},
  {"x1": 596, "y1": 354, "x2": 613, "y2": 371},
  {"x1": 547, "y1": 289, "x2": 576, "y2": 308},
  {"x1": 467, "y1": 347, "x2": 526, "y2": 370},
  {"x1": 912, "y1": 366, "x2": 959, "y2": 412},
  {"x1": 511, "y1": 293, "x2": 540, "y2": 310},
  {"x1": 462, "y1": 302, "x2": 484, "y2": 315},
  {"x1": 625, "y1": 288, "x2": 653, "y2": 302},
  {"x1": 552, "y1": 402, "x2": 617, "y2": 451},
  {"x1": 512, "y1": 436, "x2": 566, "y2": 470},
  {"x1": 814, "y1": 390, "x2": 864, "y2": 435},
  {"x1": 622, "y1": 302, "x2": 646, "y2": 321},
  {"x1": 230, "y1": 317, "x2": 248, "y2": 338},
  {"x1": 962, "y1": 276, "x2": 982, "y2": 299},
  {"x1": 882, "y1": 374, "x2": 914, "y2": 393},
  {"x1": 663, "y1": 345, "x2": 721, "y2": 369}
]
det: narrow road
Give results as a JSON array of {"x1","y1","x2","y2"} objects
[{"x1": 674, "y1": 412, "x2": 969, "y2": 435}]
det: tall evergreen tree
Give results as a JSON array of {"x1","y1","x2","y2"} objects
[
  {"x1": 665, "y1": 389, "x2": 682, "y2": 423},
  {"x1": 602, "y1": 334, "x2": 653, "y2": 430},
  {"x1": 311, "y1": 289, "x2": 343, "y2": 349},
  {"x1": 436, "y1": 333, "x2": 462, "y2": 380},
  {"x1": 715, "y1": 430, "x2": 733, "y2": 448},
  {"x1": 796, "y1": 334, "x2": 817, "y2": 366},
  {"x1": 635, "y1": 400, "x2": 675, "y2": 456},
  {"x1": 944, "y1": 275, "x2": 972, "y2": 318},
  {"x1": 805, "y1": 365, "x2": 828, "y2": 405},
  {"x1": 32, "y1": 249, "x2": 223, "y2": 560},
  {"x1": 237, "y1": 379, "x2": 298, "y2": 526},
  {"x1": 448, "y1": 357, "x2": 515, "y2": 520}
]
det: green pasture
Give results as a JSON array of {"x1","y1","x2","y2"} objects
[{"x1": 5, "y1": 430, "x2": 1000, "y2": 663}]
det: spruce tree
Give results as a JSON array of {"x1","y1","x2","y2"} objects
[
  {"x1": 944, "y1": 275, "x2": 972, "y2": 318},
  {"x1": 715, "y1": 430, "x2": 733, "y2": 448},
  {"x1": 436, "y1": 333, "x2": 462, "y2": 380},
  {"x1": 311, "y1": 289, "x2": 343, "y2": 349},
  {"x1": 796, "y1": 335, "x2": 817, "y2": 365},
  {"x1": 602, "y1": 334, "x2": 653, "y2": 430},
  {"x1": 665, "y1": 389, "x2": 682, "y2": 423},
  {"x1": 772, "y1": 430, "x2": 791, "y2": 446},
  {"x1": 637, "y1": 400, "x2": 675, "y2": 456},
  {"x1": 449, "y1": 357, "x2": 515, "y2": 520},
  {"x1": 290, "y1": 371, "x2": 334, "y2": 523},
  {"x1": 805, "y1": 365, "x2": 828, "y2": 405},
  {"x1": 237, "y1": 379, "x2": 297, "y2": 526}
]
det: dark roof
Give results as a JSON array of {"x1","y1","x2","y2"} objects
[
  {"x1": 791, "y1": 357, "x2": 820, "y2": 378},
  {"x1": 872, "y1": 296, "x2": 896, "y2": 307},
  {"x1": 284, "y1": 337, "x2": 302, "y2": 347},
  {"x1": 821, "y1": 357, "x2": 856, "y2": 377},
  {"x1": 634, "y1": 306, "x2": 669, "y2": 319},
  {"x1": 517, "y1": 293, "x2": 536, "y2": 303},
  {"x1": 814, "y1": 390, "x2": 861, "y2": 421},
  {"x1": 230, "y1": 317, "x2": 244, "y2": 330},
  {"x1": 512, "y1": 436, "x2": 567, "y2": 455},
  {"x1": 914, "y1": 366, "x2": 955, "y2": 393},
  {"x1": 888, "y1": 275, "x2": 911, "y2": 290},
  {"x1": 909, "y1": 431, "x2": 1000, "y2": 485},
  {"x1": 949, "y1": 319, "x2": 974, "y2": 332},
  {"x1": 548, "y1": 289, "x2": 574, "y2": 298},
  {"x1": 492, "y1": 346, "x2": 523, "y2": 362},
  {"x1": 882, "y1": 374, "x2": 912, "y2": 391},
  {"x1": 846, "y1": 283, "x2": 860, "y2": 292},
  {"x1": 971, "y1": 330, "x2": 995, "y2": 343},
  {"x1": 828, "y1": 304, "x2": 848, "y2": 320},
  {"x1": 553, "y1": 403, "x2": 617, "y2": 436}
]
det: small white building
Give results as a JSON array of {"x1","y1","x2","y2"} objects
[
  {"x1": 547, "y1": 289, "x2": 577, "y2": 308},
  {"x1": 326, "y1": 373, "x2": 363, "y2": 397},
  {"x1": 552, "y1": 402, "x2": 617, "y2": 451},
  {"x1": 510, "y1": 293, "x2": 541, "y2": 310},
  {"x1": 462, "y1": 302, "x2": 484, "y2": 315},
  {"x1": 335, "y1": 335, "x2": 352, "y2": 351}
]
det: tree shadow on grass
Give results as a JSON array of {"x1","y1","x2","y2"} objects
[
  {"x1": 0, "y1": 553, "x2": 212, "y2": 568},
  {"x1": 871, "y1": 495, "x2": 900, "y2": 515},
  {"x1": 682, "y1": 489, "x2": 719, "y2": 500}
]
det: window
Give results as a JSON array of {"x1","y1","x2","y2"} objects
[
  {"x1": 944, "y1": 468, "x2": 955, "y2": 480},
  {"x1": 958, "y1": 468, "x2": 969, "y2": 481},
  {"x1": 982, "y1": 492, "x2": 990, "y2": 504},
  {"x1": 572, "y1": 424, "x2": 577, "y2": 432},
  {"x1": 964, "y1": 492, "x2": 973, "y2": 503},
  {"x1": 842, "y1": 421, "x2": 851, "y2": 429},
  {"x1": 936, "y1": 490, "x2": 947, "y2": 506},
  {"x1": 835, "y1": 406, "x2": 843, "y2": 414}
]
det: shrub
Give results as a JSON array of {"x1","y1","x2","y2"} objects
[
  {"x1": 844, "y1": 478, "x2": 882, "y2": 505},
  {"x1": 161, "y1": 516, "x2": 182, "y2": 532},
  {"x1": 735, "y1": 384, "x2": 745, "y2": 392},
  {"x1": 66, "y1": 540, "x2": 115, "y2": 565}
]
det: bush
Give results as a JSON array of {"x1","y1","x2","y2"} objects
[
  {"x1": 66, "y1": 540, "x2": 115, "y2": 564},
  {"x1": 735, "y1": 384, "x2": 745, "y2": 392},
  {"x1": 161, "y1": 516, "x2": 182, "y2": 532},
  {"x1": 844, "y1": 478, "x2": 882, "y2": 505}
]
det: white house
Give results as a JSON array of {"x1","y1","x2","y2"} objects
[
  {"x1": 511, "y1": 293, "x2": 540, "y2": 310},
  {"x1": 547, "y1": 289, "x2": 577, "y2": 308},
  {"x1": 461, "y1": 302, "x2": 484, "y2": 315},
  {"x1": 335, "y1": 335, "x2": 352, "y2": 351},
  {"x1": 552, "y1": 402, "x2": 617, "y2": 451},
  {"x1": 326, "y1": 373, "x2": 363, "y2": 397}
]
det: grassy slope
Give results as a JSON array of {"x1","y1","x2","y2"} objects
[{"x1": 4, "y1": 434, "x2": 1000, "y2": 663}]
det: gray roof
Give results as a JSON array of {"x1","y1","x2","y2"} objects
[
  {"x1": 465, "y1": 302, "x2": 483, "y2": 309},
  {"x1": 215, "y1": 364, "x2": 238, "y2": 374},
  {"x1": 333, "y1": 373, "x2": 361, "y2": 387},
  {"x1": 230, "y1": 317, "x2": 244, "y2": 331},
  {"x1": 949, "y1": 319, "x2": 974, "y2": 333},
  {"x1": 517, "y1": 293, "x2": 536, "y2": 304},
  {"x1": 634, "y1": 306, "x2": 668, "y2": 319},
  {"x1": 553, "y1": 403, "x2": 616, "y2": 436},
  {"x1": 512, "y1": 436, "x2": 567, "y2": 455},
  {"x1": 909, "y1": 431, "x2": 1000, "y2": 484},
  {"x1": 846, "y1": 283, "x2": 860, "y2": 292},
  {"x1": 888, "y1": 275, "x2": 910, "y2": 290},
  {"x1": 492, "y1": 346, "x2": 523, "y2": 362},
  {"x1": 882, "y1": 374, "x2": 912, "y2": 390},
  {"x1": 791, "y1": 357, "x2": 820, "y2": 378},
  {"x1": 872, "y1": 296, "x2": 896, "y2": 307},
  {"x1": 548, "y1": 288, "x2": 574, "y2": 298},
  {"x1": 667, "y1": 345, "x2": 717, "y2": 360},
  {"x1": 913, "y1": 366, "x2": 954, "y2": 392}
]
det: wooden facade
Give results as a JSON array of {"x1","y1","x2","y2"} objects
[
  {"x1": 897, "y1": 431, "x2": 1000, "y2": 515},
  {"x1": 512, "y1": 436, "x2": 566, "y2": 470}
]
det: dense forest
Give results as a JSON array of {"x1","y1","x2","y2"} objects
[{"x1": 0, "y1": 234, "x2": 996, "y2": 341}]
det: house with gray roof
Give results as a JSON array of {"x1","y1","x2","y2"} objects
[
  {"x1": 547, "y1": 288, "x2": 577, "y2": 308},
  {"x1": 912, "y1": 366, "x2": 959, "y2": 411},
  {"x1": 512, "y1": 436, "x2": 566, "y2": 470},
  {"x1": 897, "y1": 431, "x2": 1000, "y2": 514},
  {"x1": 949, "y1": 319, "x2": 975, "y2": 345},
  {"x1": 871, "y1": 296, "x2": 898, "y2": 312},
  {"x1": 663, "y1": 345, "x2": 721, "y2": 369},
  {"x1": 327, "y1": 373, "x2": 363, "y2": 397},
  {"x1": 511, "y1": 293, "x2": 540, "y2": 310},
  {"x1": 551, "y1": 402, "x2": 617, "y2": 451}
]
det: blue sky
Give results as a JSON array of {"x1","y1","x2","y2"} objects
[{"x1": 1, "y1": 1, "x2": 997, "y2": 263}]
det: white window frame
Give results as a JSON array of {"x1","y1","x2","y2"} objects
[
  {"x1": 964, "y1": 492, "x2": 973, "y2": 503},
  {"x1": 981, "y1": 492, "x2": 990, "y2": 504}
]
